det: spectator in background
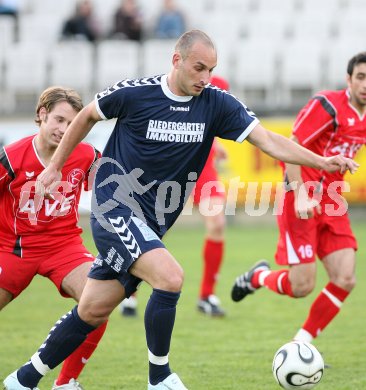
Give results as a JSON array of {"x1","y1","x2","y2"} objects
[
  {"x1": 0, "y1": 0, "x2": 18, "y2": 18},
  {"x1": 0, "y1": 0, "x2": 18, "y2": 39},
  {"x1": 61, "y1": 0, "x2": 100, "y2": 43},
  {"x1": 155, "y1": 0, "x2": 186, "y2": 39},
  {"x1": 110, "y1": 0, "x2": 143, "y2": 42}
]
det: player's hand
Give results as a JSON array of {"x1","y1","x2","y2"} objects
[
  {"x1": 35, "y1": 163, "x2": 62, "y2": 200},
  {"x1": 320, "y1": 154, "x2": 359, "y2": 174},
  {"x1": 294, "y1": 187, "x2": 321, "y2": 219},
  {"x1": 294, "y1": 200, "x2": 321, "y2": 219}
]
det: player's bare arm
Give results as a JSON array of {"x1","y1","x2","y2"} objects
[
  {"x1": 37, "y1": 101, "x2": 101, "y2": 193},
  {"x1": 247, "y1": 124, "x2": 360, "y2": 174},
  {"x1": 284, "y1": 135, "x2": 320, "y2": 219}
]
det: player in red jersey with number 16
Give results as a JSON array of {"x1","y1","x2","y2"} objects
[{"x1": 232, "y1": 52, "x2": 366, "y2": 347}]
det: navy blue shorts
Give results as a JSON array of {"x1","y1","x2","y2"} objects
[{"x1": 89, "y1": 212, "x2": 165, "y2": 297}]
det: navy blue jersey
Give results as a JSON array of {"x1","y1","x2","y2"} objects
[{"x1": 92, "y1": 75, "x2": 259, "y2": 237}]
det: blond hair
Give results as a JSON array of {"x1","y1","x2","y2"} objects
[{"x1": 35, "y1": 86, "x2": 83, "y2": 125}]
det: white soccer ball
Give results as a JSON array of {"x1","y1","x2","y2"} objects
[{"x1": 272, "y1": 341, "x2": 324, "y2": 389}]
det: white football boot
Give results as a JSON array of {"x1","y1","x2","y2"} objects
[
  {"x1": 148, "y1": 373, "x2": 188, "y2": 389},
  {"x1": 51, "y1": 378, "x2": 84, "y2": 389},
  {"x1": 3, "y1": 371, "x2": 40, "y2": 390},
  {"x1": 197, "y1": 294, "x2": 225, "y2": 317},
  {"x1": 120, "y1": 295, "x2": 138, "y2": 317}
]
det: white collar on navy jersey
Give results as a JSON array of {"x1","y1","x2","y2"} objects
[{"x1": 161, "y1": 74, "x2": 193, "y2": 102}]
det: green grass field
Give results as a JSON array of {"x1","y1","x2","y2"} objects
[{"x1": 1, "y1": 220, "x2": 366, "y2": 389}]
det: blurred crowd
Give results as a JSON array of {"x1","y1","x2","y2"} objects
[
  {"x1": 0, "y1": 0, "x2": 188, "y2": 43},
  {"x1": 1, "y1": 0, "x2": 365, "y2": 115}
]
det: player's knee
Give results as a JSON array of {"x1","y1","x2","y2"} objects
[
  {"x1": 289, "y1": 264, "x2": 316, "y2": 298},
  {"x1": 206, "y1": 215, "x2": 226, "y2": 240},
  {"x1": 334, "y1": 274, "x2": 356, "y2": 292},
  {"x1": 214, "y1": 216, "x2": 226, "y2": 235},
  {"x1": 0, "y1": 289, "x2": 13, "y2": 310},
  {"x1": 160, "y1": 268, "x2": 184, "y2": 292},
  {"x1": 291, "y1": 280, "x2": 315, "y2": 298},
  {"x1": 347, "y1": 275, "x2": 356, "y2": 291},
  {"x1": 78, "y1": 302, "x2": 111, "y2": 327}
]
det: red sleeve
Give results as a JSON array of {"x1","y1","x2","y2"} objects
[
  {"x1": 293, "y1": 94, "x2": 336, "y2": 146},
  {"x1": 0, "y1": 147, "x2": 13, "y2": 191}
]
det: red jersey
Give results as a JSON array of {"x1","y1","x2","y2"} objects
[
  {"x1": 0, "y1": 134, "x2": 99, "y2": 255},
  {"x1": 192, "y1": 141, "x2": 225, "y2": 204},
  {"x1": 291, "y1": 89, "x2": 366, "y2": 190},
  {"x1": 200, "y1": 141, "x2": 217, "y2": 177}
]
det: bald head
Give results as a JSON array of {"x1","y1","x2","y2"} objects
[
  {"x1": 175, "y1": 30, "x2": 216, "y2": 60},
  {"x1": 168, "y1": 29, "x2": 217, "y2": 97}
]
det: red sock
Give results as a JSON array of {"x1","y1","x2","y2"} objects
[
  {"x1": 56, "y1": 321, "x2": 108, "y2": 385},
  {"x1": 302, "y1": 282, "x2": 349, "y2": 338},
  {"x1": 200, "y1": 239, "x2": 224, "y2": 298},
  {"x1": 253, "y1": 269, "x2": 294, "y2": 297}
]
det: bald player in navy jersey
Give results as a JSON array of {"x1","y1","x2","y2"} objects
[{"x1": 4, "y1": 30, "x2": 358, "y2": 390}]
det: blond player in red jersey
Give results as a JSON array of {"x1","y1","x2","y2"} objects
[
  {"x1": 0, "y1": 87, "x2": 105, "y2": 390},
  {"x1": 231, "y1": 52, "x2": 366, "y2": 346}
]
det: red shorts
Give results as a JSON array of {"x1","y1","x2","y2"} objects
[
  {"x1": 192, "y1": 164, "x2": 225, "y2": 205},
  {"x1": 275, "y1": 191, "x2": 357, "y2": 265},
  {"x1": 0, "y1": 240, "x2": 94, "y2": 299}
]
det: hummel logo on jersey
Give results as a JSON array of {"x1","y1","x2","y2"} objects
[
  {"x1": 170, "y1": 105, "x2": 190, "y2": 112},
  {"x1": 347, "y1": 117, "x2": 355, "y2": 126},
  {"x1": 25, "y1": 171, "x2": 34, "y2": 179}
]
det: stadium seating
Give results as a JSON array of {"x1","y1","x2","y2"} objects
[
  {"x1": 232, "y1": 38, "x2": 280, "y2": 110},
  {"x1": 1, "y1": 0, "x2": 366, "y2": 115},
  {"x1": 142, "y1": 38, "x2": 176, "y2": 76},
  {"x1": 326, "y1": 37, "x2": 366, "y2": 89},
  {"x1": 212, "y1": 39, "x2": 235, "y2": 84},
  {"x1": 335, "y1": 7, "x2": 366, "y2": 42},
  {"x1": 95, "y1": 40, "x2": 141, "y2": 90},
  {"x1": 289, "y1": 13, "x2": 333, "y2": 44},
  {"x1": 244, "y1": 13, "x2": 292, "y2": 43},
  {"x1": 0, "y1": 15, "x2": 16, "y2": 54},
  {"x1": 279, "y1": 40, "x2": 325, "y2": 109},
  {"x1": 93, "y1": 0, "x2": 121, "y2": 37},
  {"x1": 18, "y1": 13, "x2": 63, "y2": 48},
  {"x1": 0, "y1": 16, "x2": 15, "y2": 112},
  {"x1": 3, "y1": 42, "x2": 48, "y2": 113},
  {"x1": 49, "y1": 41, "x2": 94, "y2": 101},
  {"x1": 191, "y1": 10, "x2": 245, "y2": 45},
  {"x1": 22, "y1": 0, "x2": 75, "y2": 19}
]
